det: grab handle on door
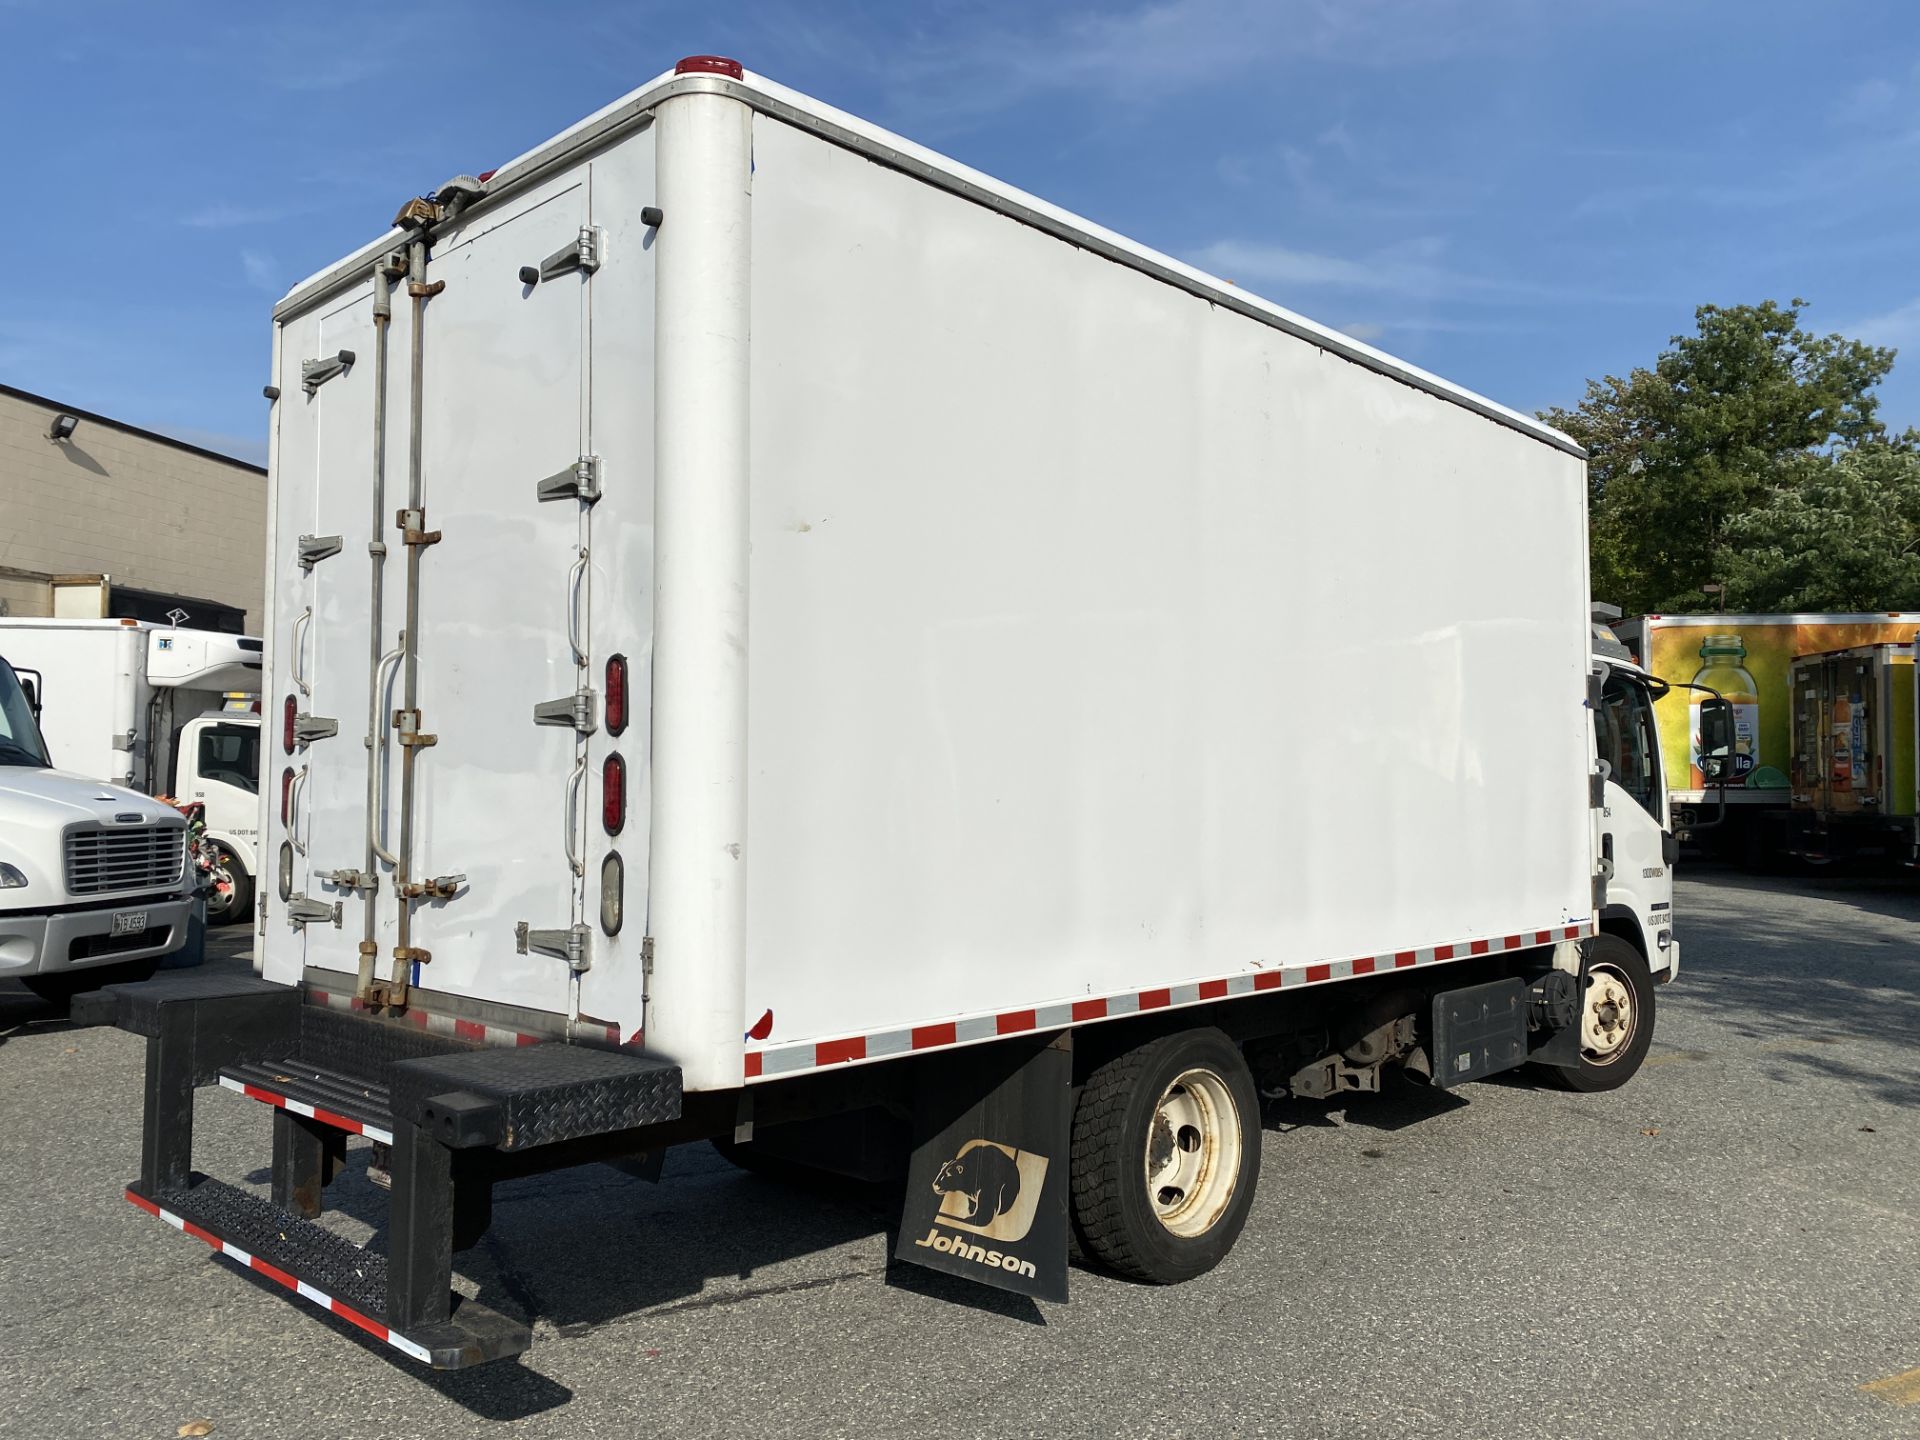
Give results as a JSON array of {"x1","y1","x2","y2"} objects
[
  {"x1": 563, "y1": 754, "x2": 587, "y2": 877},
  {"x1": 369, "y1": 643, "x2": 404, "y2": 866},
  {"x1": 288, "y1": 764, "x2": 311, "y2": 856},
  {"x1": 566, "y1": 549, "x2": 589, "y2": 668},
  {"x1": 291, "y1": 607, "x2": 314, "y2": 697}
]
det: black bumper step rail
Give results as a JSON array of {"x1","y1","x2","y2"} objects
[
  {"x1": 75, "y1": 972, "x2": 683, "y2": 1369},
  {"x1": 125, "y1": 1174, "x2": 523, "y2": 1367},
  {"x1": 218, "y1": 1058, "x2": 395, "y2": 1145}
]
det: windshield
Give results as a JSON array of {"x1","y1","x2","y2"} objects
[
  {"x1": 0, "y1": 657, "x2": 51, "y2": 768},
  {"x1": 1596, "y1": 670, "x2": 1661, "y2": 824}
]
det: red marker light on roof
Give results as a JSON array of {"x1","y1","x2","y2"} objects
[{"x1": 675, "y1": 54, "x2": 744, "y2": 79}]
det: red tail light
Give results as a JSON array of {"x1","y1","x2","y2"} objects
[
  {"x1": 602, "y1": 754, "x2": 626, "y2": 835},
  {"x1": 606, "y1": 654, "x2": 628, "y2": 736},
  {"x1": 280, "y1": 767, "x2": 295, "y2": 824},
  {"x1": 282, "y1": 695, "x2": 296, "y2": 753}
]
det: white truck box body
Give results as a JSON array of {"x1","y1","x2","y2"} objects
[
  {"x1": 0, "y1": 619, "x2": 259, "y2": 788},
  {"x1": 263, "y1": 67, "x2": 1593, "y2": 1093}
]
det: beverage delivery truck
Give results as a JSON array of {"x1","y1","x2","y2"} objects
[
  {"x1": 0, "y1": 618, "x2": 264, "y2": 922},
  {"x1": 71, "y1": 58, "x2": 1702, "y2": 1369}
]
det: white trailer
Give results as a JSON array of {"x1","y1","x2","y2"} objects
[
  {"x1": 0, "y1": 618, "x2": 264, "y2": 921},
  {"x1": 79, "y1": 58, "x2": 1681, "y2": 1368}
]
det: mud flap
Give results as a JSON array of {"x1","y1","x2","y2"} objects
[{"x1": 895, "y1": 1031, "x2": 1070, "y2": 1303}]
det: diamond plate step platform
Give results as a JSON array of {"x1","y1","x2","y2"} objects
[
  {"x1": 390, "y1": 1042, "x2": 682, "y2": 1150},
  {"x1": 219, "y1": 1059, "x2": 395, "y2": 1145},
  {"x1": 125, "y1": 1174, "x2": 528, "y2": 1369}
]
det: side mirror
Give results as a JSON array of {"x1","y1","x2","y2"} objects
[
  {"x1": 1697, "y1": 697, "x2": 1734, "y2": 781},
  {"x1": 18, "y1": 675, "x2": 38, "y2": 720}
]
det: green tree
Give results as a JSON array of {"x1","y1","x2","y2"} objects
[
  {"x1": 1716, "y1": 443, "x2": 1920, "y2": 611},
  {"x1": 1542, "y1": 300, "x2": 1899, "y2": 613}
]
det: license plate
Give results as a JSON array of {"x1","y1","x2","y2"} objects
[{"x1": 110, "y1": 911, "x2": 148, "y2": 937}]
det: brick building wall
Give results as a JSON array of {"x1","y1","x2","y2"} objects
[{"x1": 0, "y1": 385, "x2": 266, "y2": 632}]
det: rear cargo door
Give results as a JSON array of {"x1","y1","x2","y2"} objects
[
  {"x1": 406, "y1": 175, "x2": 596, "y2": 1015},
  {"x1": 264, "y1": 285, "x2": 388, "y2": 984}
]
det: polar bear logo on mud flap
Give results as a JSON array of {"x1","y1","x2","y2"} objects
[{"x1": 930, "y1": 1140, "x2": 1049, "y2": 1242}]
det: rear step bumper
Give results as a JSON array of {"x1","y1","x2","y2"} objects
[
  {"x1": 126, "y1": 1175, "x2": 527, "y2": 1367},
  {"x1": 76, "y1": 972, "x2": 682, "y2": 1369}
]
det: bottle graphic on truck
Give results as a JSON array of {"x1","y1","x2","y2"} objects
[{"x1": 1689, "y1": 633, "x2": 1759, "y2": 787}]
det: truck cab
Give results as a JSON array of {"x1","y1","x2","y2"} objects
[
  {"x1": 1592, "y1": 643, "x2": 1678, "y2": 980},
  {"x1": 168, "y1": 706, "x2": 261, "y2": 923},
  {"x1": 0, "y1": 653, "x2": 195, "y2": 1002}
]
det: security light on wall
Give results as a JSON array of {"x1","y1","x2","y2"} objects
[{"x1": 46, "y1": 413, "x2": 78, "y2": 442}]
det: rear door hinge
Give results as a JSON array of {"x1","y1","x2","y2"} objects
[
  {"x1": 520, "y1": 226, "x2": 601, "y2": 287},
  {"x1": 300, "y1": 350, "x2": 355, "y2": 395},
  {"x1": 293, "y1": 713, "x2": 339, "y2": 744},
  {"x1": 298, "y1": 534, "x2": 344, "y2": 570},
  {"x1": 317, "y1": 868, "x2": 377, "y2": 892},
  {"x1": 393, "y1": 708, "x2": 437, "y2": 749},
  {"x1": 286, "y1": 894, "x2": 343, "y2": 928},
  {"x1": 516, "y1": 920, "x2": 592, "y2": 973},
  {"x1": 536, "y1": 454, "x2": 602, "y2": 505},
  {"x1": 396, "y1": 506, "x2": 441, "y2": 548},
  {"x1": 533, "y1": 689, "x2": 598, "y2": 734}
]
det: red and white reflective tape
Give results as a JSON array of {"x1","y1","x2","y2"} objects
[
  {"x1": 745, "y1": 922, "x2": 1592, "y2": 1081},
  {"x1": 216, "y1": 1076, "x2": 394, "y2": 1146},
  {"x1": 303, "y1": 986, "x2": 643, "y2": 1051},
  {"x1": 125, "y1": 1190, "x2": 431, "y2": 1364}
]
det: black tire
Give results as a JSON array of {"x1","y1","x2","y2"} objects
[
  {"x1": 1541, "y1": 934, "x2": 1656, "y2": 1092},
  {"x1": 1070, "y1": 1027, "x2": 1260, "y2": 1284},
  {"x1": 206, "y1": 846, "x2": 253, "y2": 925}
]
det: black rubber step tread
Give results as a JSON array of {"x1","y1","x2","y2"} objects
[
  {"x1": 145, "y1": 1173, "x2": 389, "y2": 1314},
  {"x1": 389, "y1": 1043, "x2": 682, "y2": 1151},
  {"x1": 222, "y1": 1058, "x2": 393, "y2": 1131},
  {"x1": 72, "y1": 971, "x2": 297, "y2": 1037},
  {"x1": 128, "y1": 1174, "x2": 531, "y2": 1368}
]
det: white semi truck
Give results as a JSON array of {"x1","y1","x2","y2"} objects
[
  {"x1": 0, "y1": 618, "x2": 264, "y2": 921},
  {"x1": 75, "y1": 58, "x2": 1702, "y2": 1368},
  {"x1": 0, "y1": 653, "x2": 196, "y2": 1000}
]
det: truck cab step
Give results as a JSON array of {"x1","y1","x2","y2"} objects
[
  {"x1": 125, "y1": 1174, "x2": 528, "y2": 1368},
  {"x1": 219, "y1": 1059, "x2": 394, "y2": 1145}
]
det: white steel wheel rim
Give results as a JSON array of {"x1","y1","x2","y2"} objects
[
  {"x1": 1144, "y1": 1067, "x2": 1241, "y2": 1238},
  {"x1": 1581, "y1": 964, "x2": 1637, "y2": 1063}
]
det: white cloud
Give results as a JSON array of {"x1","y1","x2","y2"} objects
[
  {"x1": 183, "y1": 202, "x2": 299, "y2": 229},
  {"x1": 1189, "y1": 236, "x2": 1509, "y2": 304},
  {"x1": 879, "y1": 0, "x2": 1526, "y2": 129},
  {"x1": 1339, "y1": 321, "x2": 1387, "y2": 341},
  {"x1": 1852, "y1": 296, "x2": 1920, "y2": 347},
  {"x1": 240, "y1": 249, "x2": 279, "y2": 293},
  {"x1": 1833, "y1": 75, "x2": 1899, "y2": 126}
]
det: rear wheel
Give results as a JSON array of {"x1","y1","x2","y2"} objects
[
  {"x1": 1070, "y1": 1027, "x2": 1260, "y2": 1283},
  {"x1": 1542, "y1": 934, "x2": 1656, "y2": 1092},
  {"x1": 205, "y1": 845, "x2": 252, "y2": 925}
]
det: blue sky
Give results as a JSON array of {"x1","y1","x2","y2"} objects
[{"x1": 3, "y1": 0, "x2": 1916, "y2": 465}]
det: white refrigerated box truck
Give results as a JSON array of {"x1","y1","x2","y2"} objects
[
  {"x1": 76, "y1": 57, "x2": 1685, "y2": 1368},
  {"x1": 0, "y1": 617, "x2": 265, "y2": 922}
]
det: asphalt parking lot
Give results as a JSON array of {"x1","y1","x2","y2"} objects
[{"x1": 4, "y1": 868, "x2": 1919, "y2": 1439}]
